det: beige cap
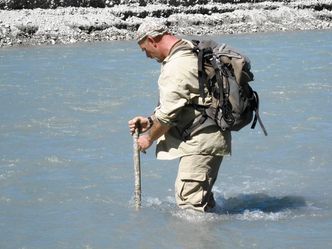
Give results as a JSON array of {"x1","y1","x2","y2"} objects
[{"x1": 136, "y1": 19, "x2": 168, "y2": 43}]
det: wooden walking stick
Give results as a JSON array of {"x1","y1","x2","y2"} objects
[{"x1": 133, "y1": 127, "x2": 141, "y2": 209}]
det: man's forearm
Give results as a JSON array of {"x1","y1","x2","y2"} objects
[{"x1": 146, "y1": 115, "x2": 170, "y2": 141}]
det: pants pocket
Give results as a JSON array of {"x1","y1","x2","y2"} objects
[{"x1": 178, "y1": 172, "x2": 207, "y2": 205}]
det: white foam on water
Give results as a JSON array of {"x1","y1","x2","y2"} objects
[
  {"x1": 45, "y1": 155, "x2": 68, "y2": 164},
  {"x1": 0, "y1": 158, "x2": 20, "y2": 181},
  {"x1": 172, "y1": 209, "x2": 221, "y2": 223},
  {"x1": 0, "y1": 170, "x2": 15, "y2": 180},
  {"x1": 0, "y1": 196, "x2": 11, "y2": 203},
  {"x1": 70, "y1": 100, "x2": 123, "y2": 114},
  {"x1": 235, "y1": 209, "x2": 291, "y2": 221},
  {"x1": 70, "y1": 106, "x2": 100, "y2": 113},
  {"x1": 40, "y1": 156, "x2": 72, "y2": 168},
  {"x1": 143, "y1": 196, "x2": 177, "y2": 210},
  {"x1": 170, "y1": 203, "x2": 321, "y2": 223},
  {"x1": 135, "y1": 192, "x2": 322, "y2": 224}
]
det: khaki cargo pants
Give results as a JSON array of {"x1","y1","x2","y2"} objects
[{"x1": 175, "y1": 154, "x2": 223, "y2": 212}]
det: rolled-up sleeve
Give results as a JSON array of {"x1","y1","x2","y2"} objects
[{"x1": 154, "y1": 64, "x2": 191, "y2": 126}]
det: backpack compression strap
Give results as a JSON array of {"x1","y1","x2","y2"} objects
[
  {"x1": 251, "y1": 91, "x2": 268, "y2": 136},
  {"x1": 197, "y1": 48, "x2": 209, "y2": 99}
]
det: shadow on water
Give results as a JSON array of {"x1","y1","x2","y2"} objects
[{"x1": 215, "y1": 193, "x2": 306, "y2": 214}]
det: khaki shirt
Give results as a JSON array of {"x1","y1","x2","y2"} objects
[{"x1": 154, "y1": 39, "x2": 231, "y2": 160}]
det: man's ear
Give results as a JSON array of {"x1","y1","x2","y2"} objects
[{"x1": 147, "y1": 36, "x2": 158, "y2": 48}]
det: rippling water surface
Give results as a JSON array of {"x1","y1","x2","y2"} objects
[{"x1": 0, "y1": 30, "x2": 331, "y2": 249}]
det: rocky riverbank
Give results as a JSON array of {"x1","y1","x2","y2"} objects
[{"x1": 0, "y1": 0, "x2": 331, "y2": 48}]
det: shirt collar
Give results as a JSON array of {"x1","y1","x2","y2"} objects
[{"x1": 162, "y1": 39, "x2": 187, "y2": 64}]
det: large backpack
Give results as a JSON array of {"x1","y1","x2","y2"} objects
[{"x1": 181, "y1": 39, "x2": 268, "y2": 139}]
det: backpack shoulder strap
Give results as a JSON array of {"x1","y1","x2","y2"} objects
[{"x1": 192, "y1": 40, "x2": 219, "y2": 99}]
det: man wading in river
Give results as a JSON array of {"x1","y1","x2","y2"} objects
[{"x1": 128, "y1": 20, "x2": 231, "y2": 212}]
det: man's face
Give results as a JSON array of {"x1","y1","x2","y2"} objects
[{"x1": 139, "y1": 36, "x2": 163, "y2": 63}]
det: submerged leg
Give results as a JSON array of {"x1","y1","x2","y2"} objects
[{"x1": 175, "y1": 154, "x2": 223, "y2": 212}]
